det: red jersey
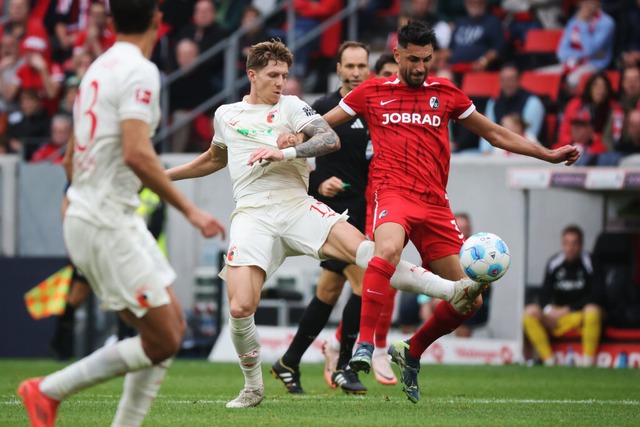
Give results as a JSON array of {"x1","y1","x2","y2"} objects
[{"x1": 340, "y1": 75, "x2": 474, "y2": 207}]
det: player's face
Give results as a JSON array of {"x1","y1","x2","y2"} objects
[
  {"x1": 249, "y1": 60, "x2": 289, "y2": 105},
  {"x1": 394, "y1": 43, "x2": 433, "y2": 88},
  {"x1": 378, "y1": 62, "x2": 398, "y2": 78},
  {"x1": 561, "y1": 232, "x2": 582, "y2": 262},
  {"x1": 336, "y1": 47, "x2": 369, "y2": 92}
]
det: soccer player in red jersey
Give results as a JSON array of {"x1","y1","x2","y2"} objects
[{"x1": 319, "y1": 20, "x2": 580, "y2": 403}]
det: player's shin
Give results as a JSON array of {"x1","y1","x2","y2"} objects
[
  {"x1": 390, "y1": 260, "x2": 454, "y2": 301},
  {"x1": 229, "y1": 314, "x2": 262, "y2": 389},
  {"x1": 111, "y1": 358, "x2": 173, "y2": 427}
]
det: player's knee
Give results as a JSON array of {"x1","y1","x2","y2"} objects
[
  {"x1": 374, "y1": 241, "x2": 402, "y2": 266},
  {"x1": 316, "y1": 283, "x2": 342, "y2": 304},
  {"x1": 583, "y1": 303, "x2": 601, "y2": 315},
  {"x1": 229, "y1": 302, "x2": 257, "y2": 319},
  {"x1": 524, "y1": 304, "x2": 542, "y2": 319}
]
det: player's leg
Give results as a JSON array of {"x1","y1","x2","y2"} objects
[
  {"x1": 523, "y1": 303, "x2": 554, "y2": 365},
  {"x1": 331, "y1": 264, "x2": 366, "y2": 394},
  {"x1": 273, "y1": 266, "x2": 346, "y2": 393},
  {"x1": 372, "y1": 288, "x2": 398, "y2": 385},
  {"x1": 581, "y1": 304, "x2": 602, "y2": 367},
  {"x1": 225, "y1": 265, "x2": 266, "y2": 408}
]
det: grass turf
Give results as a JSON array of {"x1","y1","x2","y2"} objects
[{"x1": 1, "y1": 359, "x2": 639, "y2": 426}]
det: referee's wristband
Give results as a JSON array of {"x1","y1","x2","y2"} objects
[{"x1": 280, "y1": 147, "x2": 297, "y2": 160}]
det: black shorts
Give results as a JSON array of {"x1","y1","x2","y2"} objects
[{"x1": 319, "y1": 197, "x2": 366, "y2": 276}]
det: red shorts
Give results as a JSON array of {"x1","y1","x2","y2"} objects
[{"x1": 371, "y1": 190, "x2": 465, "y2": 266}]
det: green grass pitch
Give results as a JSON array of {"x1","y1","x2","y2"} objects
[{"x1": 2, "y1": 359, "x2": 639, "y2": 426}]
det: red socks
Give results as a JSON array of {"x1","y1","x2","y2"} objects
[
  {"x1": 409, "y1": 300, "x2": 474, "y2": 360},
  {"x1": 375, "y1": 287, "x2": 397, "y2": 348},
  {"x1": 359, "y1": 257, "x2": 396, "y2": 344}
]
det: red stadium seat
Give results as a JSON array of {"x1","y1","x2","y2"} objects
[
  {"x1": 521, "y1": 29, "x2": 563, "y2": 53},
  {"x1": 520, "y1": 71, "x2": 562, "y2": 102},
  {"x1": 460, "y1": 72, "x2": 501, "y2": 99}
]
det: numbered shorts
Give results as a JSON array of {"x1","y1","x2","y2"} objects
[
  {"x1": 220, "y1": 190, "x2": 348, "y2": 281},
  {"x1": 63, "y1": 215, "x2": 176, "y2": 318},
  {"x1": 372, "y1": 190, "x2": 464, "y2": 266}
]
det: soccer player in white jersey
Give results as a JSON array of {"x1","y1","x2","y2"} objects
[
  {"x1": 167, "y1": 39, "x2": 486, "y2": 408},
  {"x1": 17, "y1": 1, "x2": 225, "y2": 426}
]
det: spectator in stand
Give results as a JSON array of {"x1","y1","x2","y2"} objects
[
  {"x1": 0, "y1": 0, "x2": 49, "y2": 47},
  {"x1": 479, "y1": 64, "x2": 546, "y2": 151},
  {"x1": 555, "y1": 0, "x2": 615, "y2": 91},
  {"x1": 58, "y1": 75, "x2": 80, "y2": 117},
  {"x1": 502, "y1": 0, "x2": 564, "y2": 30},
  {"x1": 30, "y1": 113, "x2": 72, "y2": 164},
  {"x1": 283, "y1": 77, "x2": 303, "y2": 97},
  {"x1": 291, "y1": 0, "x2": 343, "y2": 89},
  {"x1": 52, "y1": 0, "x2": 110, "y2": 64},
  {"x1": 0, "y1": 34, "x2": 24, "y2": 114},
  {"x1": 409, "y1": 0, "x2": 452, "y2": 50},
  {"x1": 176, "y1": 0, "x2": 228, "y2": 91},
  {"x1": 553, "y1": 105, "x2": 609, "y2": 165},
  {"x1": 72, "y1": 1, "x2": 116, "y2": 59},
  {"x1": 7, "y1": 89, "x2": 50, "y2": 159},
  {"x1": 216, "y1": 0, "x2": 252, "y2": 33},
  {"x1": 436, "y1": 0, "x2": 500, "y2": 23},
  {"x1": 7, "y1": 35, "x2": 65, "y2": 115},
  {"x1": 374, "y1": 52, "x2": 398, "y2": 78},
  {"x1": 619, "y1": 65, "x2": 640, "y2": 113},
  {"x1": 238, "y1": 5, "x2": 269, "y2": 74},
  {"x1": 558, "y1": 72, "x2": 625, "y2": 150},
  {"x1": 445, "y1": 0, "x2": 505, "y2": 75},
  {"x1": 168, "y1": 38, "x2": 214, "y2": 153},
  {"x1": 500, "y1": 112, "x2": 539, "y2": 143},
  {"x1": 620, "y1": 0, "x2": 640, "y2": 68},
  {"x1": 614, "y1": 109, "x2": 640, "y2": 156},
  {"x1": 523, "y1": 225, "x2": 603, "y2": 367}
]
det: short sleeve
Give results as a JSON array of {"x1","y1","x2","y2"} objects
[
  {"x1": 117, "y1": 63, "x2": 160, "y2": 124},
  {"x1": 212, "y1": 108, "x2": 226, "y2": 148},
  {"x1": 450, "y1": 83, "x2": 475, "y2": 120},
  {"x1": 282, "y1": 95, "x2": 321, "y2": 133},
  {"x1": 339, "y1": 82, "x2": 368, "y2": 116}
]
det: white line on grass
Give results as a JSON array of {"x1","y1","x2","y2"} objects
[{"x1": 2, "y1": 397, "x2": 639, "y2": 405}]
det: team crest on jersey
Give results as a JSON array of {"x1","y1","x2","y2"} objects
[
  {"x1": 379, "y1": 210, "x2": 388, "y2": 219},
  {"x1": 227, "y1": 245, "x2": 238, "y2": 262},
  {"x1": 429, "y1": 96, "x2": 439, "y2": 109},
  {"x1": 135, "y1": 88, "x2": 152, "y2": 105},
  {"x1": 135, "y1": 285, "x2": 152, "y2": 308},
  {"x1": 267, "y1": 109, "x2": 279, "y2": 123}
]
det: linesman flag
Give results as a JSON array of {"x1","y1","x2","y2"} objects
[{"x1": 24, "y1": 265, "x2": 73, "y2": 319}]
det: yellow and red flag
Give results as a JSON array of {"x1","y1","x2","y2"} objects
[{"x1": 24, "y1": 265, "x2": 73, "y2": 319}]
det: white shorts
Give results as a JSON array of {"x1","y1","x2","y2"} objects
[
  {"x1": 63, "y1": 215, "x2": 176, "y2": 318},
  {"x1": 220, "y1": 189, "x2": 348, "y2": 281}
]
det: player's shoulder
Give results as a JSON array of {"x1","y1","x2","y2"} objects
[
  {"x1": 100, "y1": 43, "x2": 159, "y2": 78},
  {"x1": 426, "y1": 76, "x2": 458, "y2": 90},
  {"x1": 214, "y1": 101, "x2": 242, "y2": 118}
]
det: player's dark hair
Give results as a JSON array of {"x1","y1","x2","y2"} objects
[
  {"x1": 247, "y1": 39, "x2": 293, "y2": 72},
  {"x1": 374, "y1": 52, "x2": 396, "y2": 74},
  {"x1": 110, "y1": 0, "x2": 158, "y2": 35},
  {"x1": 563, "y1": 224, "x2": 584, "y2": 244},
  {"x1": 336, "y1": 41, "x2": 369, "y2": 64},
  {"x1": 397, "y1": 20, "x2": 436, "y2": 49}
]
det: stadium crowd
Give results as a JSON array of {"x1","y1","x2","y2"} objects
[{"x1": 0, "y1": 0, "x2": 639, "y2": 159}]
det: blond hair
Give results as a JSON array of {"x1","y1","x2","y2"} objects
[{"x1": 246, "y1": 39, "x2": 293, "y2": 72}]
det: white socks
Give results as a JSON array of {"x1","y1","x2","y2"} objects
[
  {"x1": 40, "y1": 336, "x2": 153, "y2": 401},
  {"x1": 229, "y1": 314, "x2": 262, "y2": 389},
  {"x1": 355, "y1": 240, "x2": 454, "y2": 301},
  {"x1": 111, "y1": 358, "x2": 173, "y2": 427}
]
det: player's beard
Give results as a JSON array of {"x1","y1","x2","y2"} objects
[{"x1": 402, "y1": 69, "x2": 426, "y2": 88}]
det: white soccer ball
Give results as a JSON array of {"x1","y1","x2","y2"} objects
[{"x1": 459, "y1": 232, "x2": 511, "y2": 283}]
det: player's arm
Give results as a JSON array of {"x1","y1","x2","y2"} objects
[
  {"x1": 459, "y1": 110, "x2": 580, "y2": 166},
  {"x1": 323, "y1": 104, "x2": 354, "y2": 128},
  {"x1": 62, "y1": 134, "x2": 75, "y2": 183},
  {"x1": 248, "y1": 117, "x2": 339, "y2": 165},
  {"x1": 276, "y1": 106, "x2": 353, "y2": 148},
  {"x1": 166, "y1": 144, "x2": 228, "y2": 181},
  {"x1": 122, "y1": 119, "x2": 225, "y2": 238}
]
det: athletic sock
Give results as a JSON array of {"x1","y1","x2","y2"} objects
[
  {"x1": 375, "y1": 288, "x2": 396, "y2": 349},
  {"x1": 229, "y1": 314, "x2": 262, "y2": 389},
  {"x1": 111, "y1": 358, "x2": 173, "y2": 427},
  {"x1": 282, "y1": 297, "x2": 333, "y2": 368},
  {"x1": 409, "y1": 301, "x2": 471, "y2": 360},
  {"x1": 582, "y1": 310, "x2": 602, "y2": 363},
  {"x1": 337, "y1": 293, "x2": 361, "y2": 368},
  {"x1": 554, "y1": 312, "x2": 583, "y2": 336},
  {"x1": 523, "y1": 315, "x2": 553, "y2": 362},
  {"x1": 40, "y1": 335, "x2": 153, "y2": 401},
  {"x1": 335, "y1": 321, "x2": 342, "y2": 343},
  {"x1": 355, "y1": 241, "x2": 454, "y2": 301},
  {"x1": 360, "y1": 257, "x2": 395, "y2": 344}
]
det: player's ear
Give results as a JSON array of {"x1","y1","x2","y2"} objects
[{"x1": 247, "y1": 69, "x2": 256, "y2": 82}]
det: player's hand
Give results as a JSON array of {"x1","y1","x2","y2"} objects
[
  {"x1": 187, "y1": 207, "x2": 226, "y2": 239},
  {"x1": 276, "y1": 132, "x2": 303, "y2": 149},
  {"x1": 548, "y1": 145, "x2": 580, "y2": 166},
  {"x1": 247, "y1": 148, "x2": 284, "y2": 166},
  {"x1": 319, "y1": 176, "x2": 346, "y2": 198}
]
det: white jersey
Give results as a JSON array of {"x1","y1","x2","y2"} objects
[
  {"x1": 67, "y1": 42, "x2": 161, "y2": 228},
  {"x1": 212, "y1": 95, "x2": 320, "y2": 201}
]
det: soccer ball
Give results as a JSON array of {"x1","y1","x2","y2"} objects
[{"x1": 459, "y1": 232, "x2": 510, "y2": 283}]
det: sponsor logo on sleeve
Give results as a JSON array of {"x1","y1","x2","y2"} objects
[{"x1": 135, "y1": 88, "x2": 152, "y2": 105}]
